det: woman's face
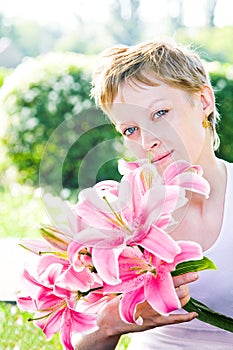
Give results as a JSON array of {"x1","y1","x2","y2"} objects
[{"x1": 110, "y1": 78, "x2": 213, "y2": 172}]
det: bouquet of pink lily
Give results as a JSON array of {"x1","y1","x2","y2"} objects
[{"x1": 17, "y1": 159, "x2": 233, "y2": 350}]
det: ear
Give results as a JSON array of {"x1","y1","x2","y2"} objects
[{"x1": 200, "y1": 85, "x2": 215, "y2": 116}]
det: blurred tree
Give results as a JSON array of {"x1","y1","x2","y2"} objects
[
  {"x1": 205, "y1": 0, "x2": 218, "y2": 27},
  {"x1": 0, "y1": 53, "x2": 122, "y2": 198},
  {"x1": 0, "y1": 14, "x2": 63, "y2": 64},
  {"x1": 54, "y1": 19, "x2": 115, "y2": 55},
  {"x1": 54, "y1": 0, "x2": 145, "y2": 55},
  {"x1": 10, "y1": 19, "x2": 62, "y2": 57},
  {"x1": 106, "y1": 0, "x2": 143, "y2": 45},
  {"x1": 176, "y1": 26, "x2": 233, "y2": 63},
  {"x1": 166, "y1": 0, "x2": 185, "y2": 32}
]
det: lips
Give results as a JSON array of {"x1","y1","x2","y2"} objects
[{"x1": 153, "y1": 150, "x2": 174, "y2": 163}]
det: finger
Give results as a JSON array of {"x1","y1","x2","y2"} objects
[
  {"x1": 175, "y1": 284, "x2": 189, "y2": 299},
  {"x1": 175, "y1": 284, "x2": 190, "y2": 306},
  {"x1": 173, "y1": 272, "x2": 199, "y2": 288},
  {"x1": 156, "y1": 312, "x2": 198, "y2": 327},
  {"x1": 167, "y1": 312, "x2": 198, "y2": 324}
]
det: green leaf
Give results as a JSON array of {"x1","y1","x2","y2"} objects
[
  {"x1": 171, "y1": 257, "x2": 217, "y2": 277},
  {"x1": 183, "y1": 297, "x2": 233, "y2": 333}
]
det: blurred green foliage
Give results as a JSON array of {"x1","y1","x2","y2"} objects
[
  {"x1": 0, "y1": 185, "x2": 45, "y2": 238},
  {"x1": 0, "y1": 302, "x2": 62, "y2": 349},
  {"x1": 0, "y1": 66, "x2": 12, "y2": 87},
  {"x1": 0, "y1": 302, "x2": 130, "y2": 349},
  {"x1": 0, "y1": 53, "x2": 122, "y2": 197},
  {"x1": 210, "y1": 64, "x2": 233, "y2": 162},
  {"x1": 177, "y1": 26, "x2": 233, "y2": 63}
]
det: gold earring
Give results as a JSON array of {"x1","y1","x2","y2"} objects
[{"x1": 202, "y1": 116, "x2": 210, "y2": 129}]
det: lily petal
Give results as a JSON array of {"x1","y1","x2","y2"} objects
[
  {"x1": 38, "y1": 255, "x2": 68, "y2": 278},
  {"x1": 118, "y1": 158, "x2": 142, "y2": 174},
  {"x1": 163, "y1": 160, "x2": 195, "y2": 182},
  {"x1": 162, "y1": 161, "x2": 210, "y2": 198},
  {"x1": 138, "y1": 226, "x2": 181, "y2": 262},
  {"x1": 19, "y1": 239, "x2": 52, "y2": 255},
  {"x1": 67, "y1": 241, "x2": 86, "y2": 271},
  {"x1": 75, "y1": 188, "x2": 119, "y2": 229},
  {"x1": 173, "y1": 241, "x2": 203, "y2": 267},
  {"x1": 94, "y1": 180, "x2": 119, "y2": 197},
  {"x1": 166, "y1": 173, "x2": 210, "y2": 198},
  {"x1": 56, "y1": 267, "x2": 95, "y2": 292},
  {"x1": 145, "y1": 273, "x2": 181, "y2": 315},
  {"x1": 17, "y1": 296, "x2": 36, "y2": 311},
  {"x1": 119, "y1": 286, "x2": 145, "y2": 325},
  {"x1": 36, "y1": 307, "x2": 63, "y2": 339},
  {"x1": 103, "y1": 274, "x2": 145, "y2": 294},
  {"x1": 36, "y1": 287, "x2": 61, "y2": 310},
  {"x1": 70, "y1": 309, "x2": 98, "y2": 334},
  {"x1": 75, "y1": 227, "x2": 124, "y2": 249},
  {"x1": 92, "y1": 246, "x2": 124, "y2": 285},
  {"x1": 59, "y1": 312, "x2": 74, "y2": 350},
  {"x1": 139, "y1": 185, "x2": 186, "y2": 230}
]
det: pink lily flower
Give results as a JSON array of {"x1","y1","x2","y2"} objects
[
  {"x1": 67, "y1": 241, "x2": 94, "y2": 272},
  {"x1": 118, "y1": 158, "x2": 210, "y2": 198},
  {"x1": 93, "y1": 179, "x2": 120, "y2": 197},
  {"x1": 74, "y1": 176, "x2": 186, "y2": 284},
  {"x1": 37, "y1": 251, "x2": 96, "y2": 293},
  {"x1": 35, "y1": 285, "x2": 98, "y2": 350},
  {"x1": 118, "y1": 158, "x2": 148, "y2": 175},
  {"x1": 17, "y1": 267, "x2": 98, "y2": 350},
  {"x1": 103, "y1": 241, "x2": 202, "y2": 324},
  {"x1": 162, "y1": 160, "x2": 210, "y2": 198}
]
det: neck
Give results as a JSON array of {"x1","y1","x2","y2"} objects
[
  {"x1": 190, "y1": 150, "x2": 226, "y2": 207},
  {"x1": 198, "y1": 149, "x2": 225, "y2": 187}
]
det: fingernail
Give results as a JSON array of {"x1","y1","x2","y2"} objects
[{"x1": 190, "y1": 272, "x2": 199, "y2": 279}]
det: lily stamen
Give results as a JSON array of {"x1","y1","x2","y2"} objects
[
  {"x1": 28, "y1": 312, "x2": 53, "y2": 322},
  {"x1": 38, "y1": 251, "x2": 68, "y2": 259},
  {"x1": 102, "y1": 196, "x2": 131, "y2": 232}
]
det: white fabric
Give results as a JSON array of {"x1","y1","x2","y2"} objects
[{"x1": 127, "y1": 160, "x2": 233, "y2": 349}]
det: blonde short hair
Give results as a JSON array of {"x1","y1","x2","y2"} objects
[{"x1": 91, "y1": 40, "x2": 220, "y2": 150}]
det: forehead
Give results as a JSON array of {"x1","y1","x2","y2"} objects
[
  {"x1": 110, "y1": 79, "x2": 190, "y2": 123},
  {"x1": 114, "y1": 78, "x2": 162, "y2": 105}
]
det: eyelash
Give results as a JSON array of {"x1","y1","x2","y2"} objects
[
  {"x1": 153, "y1": 109, "x2": 168, "y2": 119},
  {"x1": 123, "y1": 126, "x2": 138, "y2": 136}
]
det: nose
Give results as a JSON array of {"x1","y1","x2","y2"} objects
[{"x1": 141, "y1": 129, "x2": 160, "y2": 151}]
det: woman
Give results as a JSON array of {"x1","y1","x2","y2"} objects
[{"x1": 74, "y1": 40, "x2": 233, "y2": 349}]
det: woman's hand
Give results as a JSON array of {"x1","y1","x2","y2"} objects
[
  {"x1": 133, "y1": 272, "x2": 199, "y2": 330},
  {"x1": 103, "y1": 272, "x2": 199, "y2": 336},
  {"x1": 73, "y1": 272, "x2": 199, "y2": 350}
]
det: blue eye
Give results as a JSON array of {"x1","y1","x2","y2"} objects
[
  {"x1": 123, "y1": 126, "x2": 138, "y2": 136},
  {"x1": 153, "y1": 110, "x2": 168, "y2": 119}
]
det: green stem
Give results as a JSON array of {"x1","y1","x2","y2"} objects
[{"x1": 183, "y1": 297, "x2": 233, "y2": 333}]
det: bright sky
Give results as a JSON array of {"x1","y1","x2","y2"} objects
[{"x1": 0, "y1": 0, "x2": 232, "y2": 28}]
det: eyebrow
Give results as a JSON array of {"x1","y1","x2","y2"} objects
[{"x1": 147, "y1": 98, "x2": 167, "y2": 110}]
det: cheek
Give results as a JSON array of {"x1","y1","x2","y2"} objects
[
  {"x1": 123, "y1": 139, "x2": 147, "y2": 159},
  {"x1": 175, "y1": 122, "x2": 206, "y2": 162}
]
